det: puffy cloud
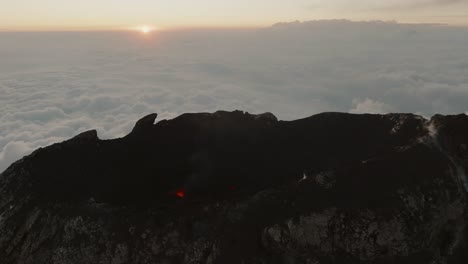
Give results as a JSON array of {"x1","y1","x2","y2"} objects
[
  {"x1": 1, "y1": 21, "x2": 468, "y2": 172},
  {"x1": 350, "y1": 98, "x2": 394, "y2": 114},
  {"x1": 9, "y1": 107, "x2": 67, "y2": 123}
]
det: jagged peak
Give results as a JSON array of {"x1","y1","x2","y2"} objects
[
  {"x1": 71, "y1": 129, "x2": 99, "y2": 141},
  {"x1": 130, "y1": 113, "x2": 158, "y2": 134},
  {"x1": 169, "y1": 110, "x2": 278, "y2": 125},
  {"x1": 253, "y1": 112, "x2": 278, "y2": 122}
]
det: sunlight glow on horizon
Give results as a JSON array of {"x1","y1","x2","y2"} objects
[
  {"x1": 1, "y1": 0, "x2": 467, "y2": 31},
  {"x1": 140, "y1": 26, "x2": 152, "y2": 34}
]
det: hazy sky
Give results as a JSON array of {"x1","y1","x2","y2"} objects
[{"x1": 1, "y1": 0, "x2": 468, "y2": 30}]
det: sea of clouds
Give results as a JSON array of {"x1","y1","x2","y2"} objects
[{"x1": 1, "y1": 20, "x2": 468, "y2": 172}]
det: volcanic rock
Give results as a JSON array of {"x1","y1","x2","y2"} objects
[{"x1": 1, "y1": 111, "x2": 468, "y2": 263}]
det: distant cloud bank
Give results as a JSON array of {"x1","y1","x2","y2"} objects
[{"x1": 1, "y1": 20, "x2": 468, "y2": 172}]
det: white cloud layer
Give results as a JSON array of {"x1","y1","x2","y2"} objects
[
  {"x1": 1, "y1": 20, "x2": 468, "y2": 172},
  {"x1": 350, "y1": 98, "x2": 394, "y2": 114}
]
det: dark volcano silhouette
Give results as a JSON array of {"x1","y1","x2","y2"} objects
[{"x1": 1, "y1": 111, "x2": 468, "y2": 263}]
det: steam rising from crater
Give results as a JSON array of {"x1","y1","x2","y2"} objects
[{"x1": 424, "y1": 120, "x2": 468, "y2": 193}]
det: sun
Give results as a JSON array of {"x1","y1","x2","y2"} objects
[{"x1": 139, "y1": 25, "x2": 152, "y2": 34}]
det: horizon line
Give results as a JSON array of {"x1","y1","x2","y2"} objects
[{"x1": 1, "y1": 19, "x2": 467, "y2": 33}]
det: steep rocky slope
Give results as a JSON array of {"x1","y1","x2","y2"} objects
[{"x1": 1, "y1": 111, "x2": 468, "y2": 263}]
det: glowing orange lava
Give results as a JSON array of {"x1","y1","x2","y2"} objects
[{"x1": 175, "y1": 190, "x2": 185, "y2": 198}]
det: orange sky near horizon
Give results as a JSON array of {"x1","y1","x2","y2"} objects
[{"x1": 1, "y1": 0, "x2": 468, "y2": 31}]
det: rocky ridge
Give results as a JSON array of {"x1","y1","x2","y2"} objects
[{"x1": 1, "y1": 110, "x2": 468, "y2": 263}]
